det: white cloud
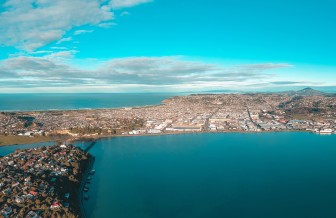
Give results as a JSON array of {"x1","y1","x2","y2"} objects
[
  {"x1": 50, "y1": 46, "x2": 68, "y2": 50},
  {"x1": 30, "y1": 50, "x2": 53, "y2": 55},
  {"x1": 56, "y1": 37, "x2": 73, "y2": 44},
  {"x1": 46, "y1": 50, "x2": 78, "y2": 60},
  {"x1": 97, "y1": 22, "x2": 117, "y2": 28},
  {"x1": 0, "y1": 55, "x2": 295, "y2": 91},
  {"x1": 74, "y1": 29, "x2": 94, "y2": 35},
  {"x1": 0, "y1": 0, "x2": 114, "y2": 51},
  {"x1": 110, "y1": 0, "x2": 152, "y2": 9}
]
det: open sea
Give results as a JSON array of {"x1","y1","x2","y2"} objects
[
  {"x1": 1, "y1": 132, "x2": 336, "y2": 217},
  {"x1": 0, "y1": 93, "x2": 176, "y2": 111}
]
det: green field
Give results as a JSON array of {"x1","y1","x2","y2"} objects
[{"x1": 0, "y1": 136, "x2": 51, "y2": 146}]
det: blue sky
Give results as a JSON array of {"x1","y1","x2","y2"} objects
[{"x1": 0, "y1": 0, "x2": 335, "y2": 93}]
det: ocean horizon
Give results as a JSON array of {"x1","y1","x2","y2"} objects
[{"x1": 0, "y1": 93, "x2": 179, "y2": 112}]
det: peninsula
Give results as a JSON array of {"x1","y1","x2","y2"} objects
[
  {"x1": 0, "y1": 89, "x2": 335, "y2": 146},
  {"x1": 0, "y1": 144, "x2": 91, "y2": 217}
]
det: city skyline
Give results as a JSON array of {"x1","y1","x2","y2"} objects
[{"x1": 0, "y1": 0, "x2": 335, "y2": 93}]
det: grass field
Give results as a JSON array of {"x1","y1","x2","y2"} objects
[{"x1": 0, "y1": 136, "x2": 51, "y2": 146}]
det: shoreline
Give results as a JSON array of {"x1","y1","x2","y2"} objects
[
  {"x1": 70, "y1": 129, "x2": 318, "y2": 141},
  {"x1": 79, "y1": 154, "x2": 95, "y2": 218},
  {"x1": 0, "y1": 103, "x2": 165, "y2": 113},
  {"x1": 0, "y1": 96, "x2": 170, "y2": 113},
  {"x1": 68, "y1": 129, "x2": 336, "y2": 146},
  {"x1": 0, "y1": 130, "x2": 333, "y2": 147}
]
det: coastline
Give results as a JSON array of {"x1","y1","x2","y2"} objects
[
  {"x1": 0, "y1": 129, "x2": 326, "y2": 147},
  {"x1": 79, "y1": 153, "x2": 95, "y2": 218},
  {"x1": 0, "y1": 103, "x2": 165, "y2": 113},
  {"x1": 0, "y1": 92, "x2": 174, "y2": 112},
  {"x1": 70, "y1": 129, "x2": 316, "y2": 141}
]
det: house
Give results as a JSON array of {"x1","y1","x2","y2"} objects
[
  {"x1": 26, "y1": 194, "x2": 34, "y2": 199},
  {"x1": 24, "y1": 131, "x2": 34, "y2": 136},
  {"x1": 15, "y1": 196, "x2": 25, "y2": 203},
  {"x1": 29, "y1": 190, "x2": 37, "y2": 196},
  {"x1": 2, "y1": 188, "x2": 12, "y2": 195},
  {"x1": 1, "y1": 206, "x2": 13, "y2": 216},
  {"x1": 26, "y1": 211, "x2": 40, "y2": 218},
  {"x1": 148, "y1": 129, "x2": 161, "y2": 134},
  {"x1": 12, "y1": 182, "x2": 20, "y2": 187},
  {"x1": 50, "y1": 201, "x2": 61, "y2": 209}
]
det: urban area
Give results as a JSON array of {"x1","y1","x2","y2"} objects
[{"x1": 0, "y1": 89, "x2": 335, "y2": 141}]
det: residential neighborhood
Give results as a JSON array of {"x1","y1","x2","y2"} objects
[{"x1": 0, "y1": 144, "x2": 90, "y2": 218}]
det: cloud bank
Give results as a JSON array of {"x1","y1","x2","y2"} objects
[{"x1": 0, "y1": 55, "x2": 296, "y2": 92}]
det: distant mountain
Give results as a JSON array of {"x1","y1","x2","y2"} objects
[
  {"x1": 181, "y1": 87, "x2": 335, "y2": 96},
  {"x1": 281, "y1": 87, "x2": 329, "y2": 96}
]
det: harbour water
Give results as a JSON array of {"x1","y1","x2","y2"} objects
[
  {"x1": 0, "y1": 93, "x2": 176, "y2": 111},
  {"x1": 75, "y1": 132, "x2": 336, "y2": 218},
  {"x1": 2, "y1": 133, "x2": 336, "y2": 217},
  {"x1": 0, "y1": 141, "x2": 54, "y2": 156}
]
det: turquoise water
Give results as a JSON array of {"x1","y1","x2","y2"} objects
[
  {"x1": 0, "y1": 93, "x2": 175, "y2": 111},
  {"x1": 75, "y1": 133, "x2": 336, "y2": 218}
]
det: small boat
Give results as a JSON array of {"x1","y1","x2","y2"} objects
[
  {"x1": 83, "y1": 188, "x2": 89, "y2": 192},
  {"x1": 90, "y1": 169, "x2": 96, "y2": 175},
  {"x1": 87, "y1": 176, "x2": 92, "y2": 181}
]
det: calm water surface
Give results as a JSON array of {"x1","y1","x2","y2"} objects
[
  {"x1": 0, "y1": 93, "x2": 176, "y2": 111},
  {"x1": 75, "y1": 132, "x2": 336, "y2": 218},
  {"x1": 0, "y1": 141, "x2": 54, "y2": 156}
]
